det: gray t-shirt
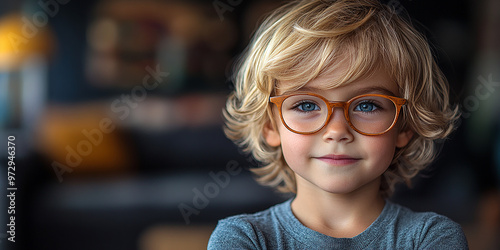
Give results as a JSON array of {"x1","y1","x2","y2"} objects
[{"x1": 208, "y1": 199, "x2": 468, "y2": 249}]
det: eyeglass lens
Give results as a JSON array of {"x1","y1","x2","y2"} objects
[{"x1": 280, "y1": 95, "x2": 397, "y2": 134}]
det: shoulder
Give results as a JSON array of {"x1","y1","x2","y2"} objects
[
  {"x1": 207, "y1": 201, "x2": 289, "y2": 249},
  {"x1": 388, "y1": 202, "x2": 469, "y2": 249}
]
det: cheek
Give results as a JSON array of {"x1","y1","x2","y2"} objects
[
  {"x1": 278, "y1": 128, "x2": 314, "y2": 164},
  {"x1": 362, "y1": 133, "x2": 398, "y2": 167}
]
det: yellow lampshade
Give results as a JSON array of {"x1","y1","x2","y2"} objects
[{"x1": 0, "y1": 12, "x2": 54, "y2": 70}]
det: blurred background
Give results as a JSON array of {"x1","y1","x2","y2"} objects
[{"x1": 0, "y1": 0, "x2": 498, "y2": 249}]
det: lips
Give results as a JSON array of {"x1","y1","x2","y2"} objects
[{"x1": 314, "y1": 154, "x2": 361, "y2": 166}]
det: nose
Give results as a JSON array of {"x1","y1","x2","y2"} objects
[{"x1": 321, "y1": 107, "x2": 354, "y2": 142}]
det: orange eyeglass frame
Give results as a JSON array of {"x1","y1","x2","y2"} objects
[{"x1": 269, "y1": 93, "x2": 407, "y2": 136}]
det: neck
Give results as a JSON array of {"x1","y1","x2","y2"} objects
[{"x1": 291, "y1": 175, "x2": 385, "y2": 238}]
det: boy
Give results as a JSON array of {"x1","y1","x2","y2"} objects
[{"x1": 208, "y1": 0, "x2": 468, "y2": 248}]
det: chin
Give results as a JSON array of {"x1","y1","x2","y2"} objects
[
  {"x1": 318, "y1": 182, "x2": 360, "y2": 194},
  {"x1": 319, "y1": 179, "x2": 378, "y2": 195}
]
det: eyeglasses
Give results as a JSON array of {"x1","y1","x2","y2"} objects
[{"x1": 269, "y1": 93, "x2": 407, "y2": 136}]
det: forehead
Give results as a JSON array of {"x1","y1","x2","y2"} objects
[{"x1": 277, "y1": 65, "x2": 399, "y2": 97}]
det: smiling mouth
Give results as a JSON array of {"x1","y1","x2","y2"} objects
[{"x1": 314, "y1": 154, "x2": 361, "y2": 166}]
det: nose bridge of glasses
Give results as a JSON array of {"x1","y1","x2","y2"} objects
[
  {"x1": 324, "y1": 101, "x2": 350, "y2": 125},
  {"x1": 327, "y1": 101, "x2": 348, "y2": 111}
]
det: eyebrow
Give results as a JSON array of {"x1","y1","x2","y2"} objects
[
  {"x1": 281, "y1": 85, "x2": 397, "y2": 97},
  {"x1": 351, "y1": 86, "x2": 397, "y2": 96},
  {"x1": 280, "y1": 86, "x2": 323, "y2": 95}
]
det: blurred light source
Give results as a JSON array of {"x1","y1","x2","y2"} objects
[
  {"x1": 0, "y1": 12, "x2": 54, "y2": 70},
  {"x1": 36, "y1": 104, "x2": 135, "y2": 177}
]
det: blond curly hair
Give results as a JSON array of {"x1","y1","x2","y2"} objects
[{"x1": 223, "y1": 0, "x2": 459, "y2": 197}]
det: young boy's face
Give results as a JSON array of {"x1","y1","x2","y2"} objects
[{"x1": 264, "y1": 67, "x2": 413, "y2": 195}]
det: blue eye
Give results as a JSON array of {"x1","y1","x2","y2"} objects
[
  {"x1": 297, "y1": 102, "x2": 320, "y2": 112},
  {"x1": 355, "y1": 102, "x2": 378, "y2": 112}
]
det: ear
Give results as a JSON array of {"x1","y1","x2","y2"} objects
[
  {"x1": 396, "y1": 127, "x2": 414, "y2": 148},
  {"x1": 263, "y1": 120, "x2": 281, "y2": 147}
]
